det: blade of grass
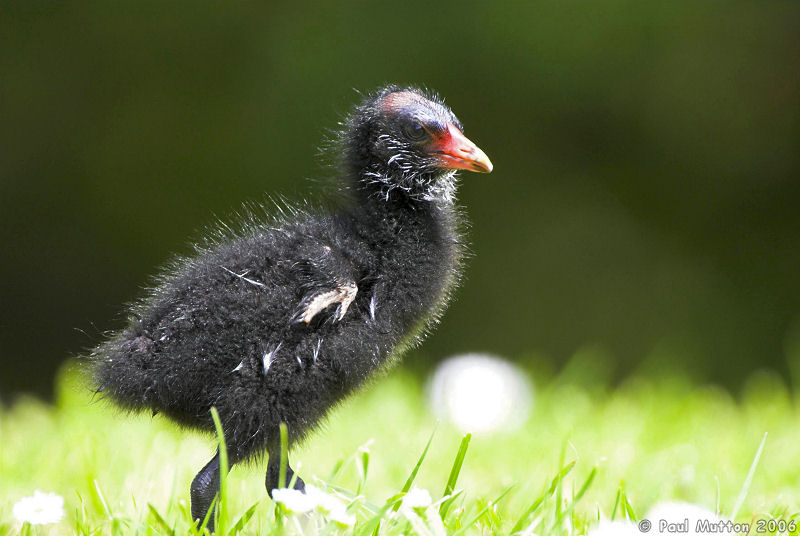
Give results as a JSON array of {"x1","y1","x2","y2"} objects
[
  {"x1": 610, "y1": 487, "x2": 621, "y2": 520},
  {"x1": 327, "y1": 458, "x2": 346, "y2": 483},
  {"x1": 93, "y1": 479, "x2": 113, "y2": 520},
  {"x1": 439, "y1": 433, "x2": 471, "y2": 518},
  {"x1": 358, "y1": 500, "x2": 402, "y2": 536},
  {"x1": 73, "y1": 491, "x2": 91, "y2": 536},
  {"x1": 621, "y1": 489, "x2": 637, "y2": 520},
  {"x1": 227, "y1": 502, "x2": 259, "y2": 536},
  {"x1": 553, "y1": 466, "x2": 597, "y2": 527},
  {"x1": 357, "y1": 445, "x2": 370, "y2": 495},
  {"x1": 554, "y1": 443, "x2": 567, "y2": 524},
  {"x1": 279, "y1": 422, "x2": 289, "y2": 490},
  {"x1": 381, "y1": 492, "x2": 406, "y2": 513},
  {"x1": 547, "y1": 461, "x2": 576, "y2": 496},
  {"x1": 510, "y1": 484, "x2": 548, "y2": 535},
  {"x1": 198, "y1": 496, "x2": 218, "y2": 535},
  {"x1": 451, "y1": 485, "x2": 514, "y2": 536},
  {"x1": 731, "y1": 432, "x2": 767, "y2": 520},
  {"x1": 148, "y1": 503, "x2": 176, "y2": 536},
  {"x1": 437, "y1": 489, "x2": 465, "y2": 526},
  {"x1": 392, "y1": 424, "x2": 438, "y2": 512},
  {"x1": 288, "y1": 461, "x2": 301, "y2": 490},
  {"x1": 510, "y1": 461, "x2": 575, "y2": 533}
]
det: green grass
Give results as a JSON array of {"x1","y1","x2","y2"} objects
[{"x1": 2, "y1": 362, "x2": 800, "y2": 535}]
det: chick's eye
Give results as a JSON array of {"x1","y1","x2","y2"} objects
[{"x1": 402, "y1": 122, "x2": 429, "y2": 142}]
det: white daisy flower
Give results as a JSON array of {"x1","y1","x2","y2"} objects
[
  {"x1": 308, "y1": 486, "x2": 354, "y2": 526},
  {"x1": 401, "y1": 487, "x2": 433, "y2": 509},
  {"x1": 271, "y1": 487, "x2": 316, "y2": 513},
  {"x1": 12, "y1": 491, "x2": 65, "y2": 525},
  {"x1": 326, "y1": 505, "x2": 356, "y2": 527},
  {"x1": 272, "y1": 484, "x2": 355, "y2": 526}
]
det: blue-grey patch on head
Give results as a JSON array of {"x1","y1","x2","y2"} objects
[{"x1": 380, "y1": 90, "x2": 462, "y2": 134}]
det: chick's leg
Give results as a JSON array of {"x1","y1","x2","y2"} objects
[{"x1": 190, "y1": 450, "x2": 234, "y2": 532}]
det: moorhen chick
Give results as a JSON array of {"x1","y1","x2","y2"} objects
[{"x1": 91, "y1": 85, "x2": 492, "y2": 529}]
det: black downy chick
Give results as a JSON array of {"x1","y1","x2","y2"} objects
[{"x1": 91, "y1": 85, "x2": 493, "y2": 529}]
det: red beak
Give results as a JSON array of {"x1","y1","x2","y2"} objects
[{"x1": 429, "y1": 124, "x2": 493, "y2": 173}]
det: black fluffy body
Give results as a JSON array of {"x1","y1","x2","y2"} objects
[{"x1": 91, "y1": 85, "x2": 483, "y2": 526}]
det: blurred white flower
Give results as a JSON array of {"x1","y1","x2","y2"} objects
[
  {"x1": 271, "y1": 484, "x2": 355, "y2": 526},
  {"x1": 12, "y1": 491, "x2": 65, "y2": 525},
  {"x1": 271, "y1": 487, "x2": 316, "y2": 513},
  {"x1": 645, "y1": 501, "x2": 725, "y2": 536},
  {"x1": 586, "y1": 520, "x2": 640, "y2": 536},
  {"x1": 326, "y1": 505, "x2": 356, "y2": 527},
  {"x1": 308, "y1": 486, "x2": 354, "y2": 526},
  {"x1": 427, "y1": 353, "x2": 533, "y2": 433},
  {"x1": 401, "y1": 487, "x2": 432, "y2": 509}
]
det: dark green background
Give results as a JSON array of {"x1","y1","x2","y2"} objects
[{"x1": 2, "y1": 2, "x2": 799, "y2": 399}]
